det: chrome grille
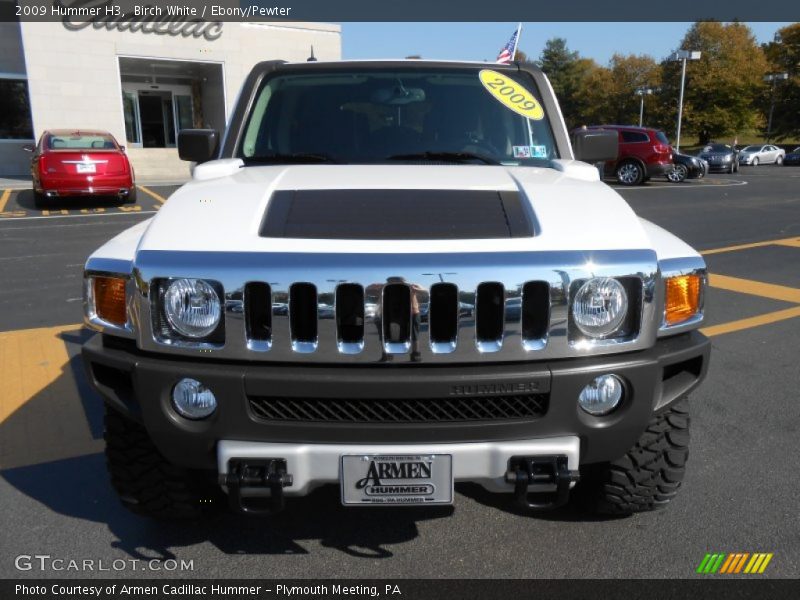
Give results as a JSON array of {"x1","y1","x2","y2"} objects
[
  {"x1": 134, "y1": 250, "x2": 659, "y2": 363},
  {"x1": 248, "y1": 393, "x2": 549, "y2": 423}
]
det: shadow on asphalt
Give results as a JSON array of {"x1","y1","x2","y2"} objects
[{"x1": 13, "y1": 188, "x2": 134, "y2": 211}]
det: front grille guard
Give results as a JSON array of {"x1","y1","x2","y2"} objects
[{"x1": 126, "y1": 249, "x2": 659, "y2": 364}]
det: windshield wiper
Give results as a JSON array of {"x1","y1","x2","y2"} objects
[
  {"x1": 243, "y1": 152, "x2": 338, "y2": 165},
  {"x1": 385, "y1": 151, "x2": 500, "y2": 165}
]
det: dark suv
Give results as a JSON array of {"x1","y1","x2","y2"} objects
[{"x1": 587, "y1": 125, "x2": 673, "y2": 186}]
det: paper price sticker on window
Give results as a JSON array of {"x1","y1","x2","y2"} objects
[{"x1": 479, "y1": 70, "x2": 544, "y2": 120}]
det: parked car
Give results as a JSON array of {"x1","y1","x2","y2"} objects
[
  {"x1": 697, "y1": 143, "x2": 739, "y2": 173},
  {"x1": 667, "y1": 153, "x2": 708, "y2": 182},
  {"x1": 24, "y1": 129, "x2": 136, "y2": 208},
  {"x1": 783, "y1": 147, "x2": 800, "y2": 166},
  {"x1": 83, "y1": 60, "x2": 710, "y2": 519},
  {"x1": 585, "y1": 125, "x2": 673, "y2": 186},
  {"x1": 738, "y1": 144, "x2": 785, "y2": 166}
]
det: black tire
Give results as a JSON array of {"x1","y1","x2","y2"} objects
[
  {"x1": 666, "y1": 164, "x2": 687, "y2": 183},
  {"x1": 615, "y1": 160, "x2": 644, "y2": 186},
  {"x1": 579, "y1": 398, "x2": 690, "y2": 515},
  {"x1": 33, "y1": 189, "x2": 48, "y2": 210},
  {"x1": 104, "y1": 407, "x2": 223, "y2": 519},
  {"x1": 123, "y1": 186, "x2": 137, "y2": 205}
]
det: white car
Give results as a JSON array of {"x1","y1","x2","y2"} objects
[
  {"x1": 738, "y1": 144, "x2": 786, "y2": 166},
  {"x1": 81, "y1": 60, "x2": 710, "y2": 519}
]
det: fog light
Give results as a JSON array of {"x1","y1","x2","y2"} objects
[
  {"x1": 578, "y1": 374, "x2": 624, "y2": 416},
  {"x1": 172, "y1": 378, "x2": 217, "y2": 419}
]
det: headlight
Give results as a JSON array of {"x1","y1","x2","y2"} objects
[
  {"x1": 572, "y1": 277, "x2": 628, "y2": 338},
  {"x1": 722, "y1": 155, "x2": 731, "y2": 162},
  {"x1": 164, "y1": 278, "x2": 222, "y2": 338}
]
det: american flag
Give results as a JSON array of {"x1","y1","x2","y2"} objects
[{"x1": 496, "y1": 26, "x2": 520, "y2": 64}]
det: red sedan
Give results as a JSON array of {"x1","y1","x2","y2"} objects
[{"x1": 26, "y1": 130, "x2": 136, "y2": 208}]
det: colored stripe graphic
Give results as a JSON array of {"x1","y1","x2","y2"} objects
[{"x1": 701, "y1": 553, "x2": 775, "y2": 575}]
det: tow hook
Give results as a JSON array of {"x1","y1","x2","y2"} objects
[
  {"x1": 224, "y1": 458, "x2": 293, "y2": 516},
  {"x1": 505, "y1": 455, "x2": 580, "y2": 512}
]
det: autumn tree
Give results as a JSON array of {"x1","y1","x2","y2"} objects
[
  {"x1": 661, "y1": 22, "x2": 769, "y2": 144},
  {"x1": 762, "y1": 23, "x2": 800, "y2": 141}
]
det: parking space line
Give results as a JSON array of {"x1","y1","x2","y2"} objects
[
  {"x1": 701, "y1": 306, "x2": 800, "y2": 338},
  {"x1": 774, "y1": 238, "x2": 800, "y2": 248},
  {"x1": 137, "y1": 184, "x2": 167, "y2": 204},
  {"x1": 701, "y1": 236, "x2": 800, "y2": 255},
  {"x1": 708, "y1": 274, "x2": 800, "y2": 304},
  {"x1": 0, "y1": 189, "x2": 10, "y2": 212}
]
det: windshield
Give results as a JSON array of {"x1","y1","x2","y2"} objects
[
  {"x1": 47, "y1": 133, "x2": 117, "y2": 151},
  {"x1": 238, "y1": 68, "x2": 559, "y2": 166},
  {"x1": 742, "y1": 145, "x2": 761, "y2": 152},
  {"x1": 702, "y1": 144, "x2": 731, "y2": 153}
]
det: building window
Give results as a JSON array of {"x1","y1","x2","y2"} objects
[{"x1": 0, "y1": 78, "x2": 34, "y2": 140}]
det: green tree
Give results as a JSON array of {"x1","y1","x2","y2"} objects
[
  {"x1": 536, "y1": 38, "x2": 600, "y2": 129},
  {"x1": 661, "y1": 22, "x2": 769, "y2": 144},
  {"x1": 763, "y1": 23, "x2": 800, "y2": 141}
]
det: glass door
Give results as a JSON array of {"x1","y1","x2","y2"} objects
[
  {"x1": 122, "y1": 91, "x2": 142, "y2": 147},
  {"x1": 174, "y1": 94, "x2": 194, "y2": 134}
]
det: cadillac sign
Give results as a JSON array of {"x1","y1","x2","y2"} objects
[{"x1": 58, "y1": 0, "x2": 224, "y2": 41}]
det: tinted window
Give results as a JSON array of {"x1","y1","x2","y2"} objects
[
  {"x1": 621, "y1": 131, "x2": 649, "y2": 143},
  {"x1": 47, "y1": 133, "x2": 117, "y2": 150},
  {"x1": 703, "y1": 144, "x2": 732, "y2": 152},
  {"x1": 239, "y1": 68, "x2": 559, "y2": 165},
  {"x1": 0, "y1": 79, "x2": 34, "y2": 140},
  {"x1": 742, "y1": 145, "x2": 760, "y2": 152},
  {"x1": 655, "y1": 131, "x2": 670, "y2": 145}
]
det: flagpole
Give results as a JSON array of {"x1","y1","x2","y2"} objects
[{"x1": 511, "y1": 22, "x2": 522, "y2": 61}]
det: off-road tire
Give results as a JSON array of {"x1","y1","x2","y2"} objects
[
  {"x1": 580, "y1": 398, "x2": 690, "y2": 515},
  {"x1": 104, "y1": 407, "x2": 223, "y2": 519}
]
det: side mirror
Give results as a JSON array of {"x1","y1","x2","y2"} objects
[
  {"x1": 119, "y1": 146, "x2": 126, "y2": 153},
  {"x1": 178, "y1": 129, "x2": 219, "y2": 163},
  {"x1": 22, "y1": 144, "x2": 35, "y2": 153},
  {"x1": 573, "y1": 129, "x2": 618, "y2": 163}
]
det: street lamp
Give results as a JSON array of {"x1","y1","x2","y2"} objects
[
  {"x1": 764, "y1": 73, "x2": 788, "y2": 143},
  {"x1": 634, "y1": 86, "x2": 657, "y2": 127},
  {"x1": 670, "y1": 50, "x2": 701, "y2": 152}
]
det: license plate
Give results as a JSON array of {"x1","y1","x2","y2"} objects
[
  {"x1": 340, "y1": 454, "x2": 453, "y2": 505},
  {"x1": 76, "y1": 163, "x2": 96, "y2": 173}
]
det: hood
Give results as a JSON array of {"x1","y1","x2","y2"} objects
[{"x1": 136, "y1": 164, "x2": 651, "y2": 254}]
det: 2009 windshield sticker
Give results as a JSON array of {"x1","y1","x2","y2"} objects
[{"x1": 479, "y1": 70, "x2": 544, "y2": 120}]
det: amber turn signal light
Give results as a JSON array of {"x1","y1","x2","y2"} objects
[
  {"x1": 93, "y1": 276, "x2": 127, "y2": 326},
  {"x1": 665, "y1": 274, "x2": 702, "y2": 326}
]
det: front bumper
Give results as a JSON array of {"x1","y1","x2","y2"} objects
[{"x1": 83, "y1": 331, "x2": 710, "y2": 473}]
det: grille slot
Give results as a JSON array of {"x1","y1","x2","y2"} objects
[
  {"x1": 382, "y1": 283, "x2": 412, "y2": 353},
  {"x1": 289, "y1": 283, "x2": 318, "y2": 352},
  {"x1": 476, "y1": 282, "x2": 505, "y2": 352},
  {"x1": 522, "y1": 281, "x2": 550, "y2": 350},
  {"x1": 335, "y1": 283, "x2": 365, "y2": 353},
  {"x1": 245, "y1": 282, "x2": 272, "y2": 350},
  {"x1": 248, "y1": 393, "x2": 549, "y2": 423},
  {"x1": 429, "y1": 283, "x2": 458, "y2": 352}
]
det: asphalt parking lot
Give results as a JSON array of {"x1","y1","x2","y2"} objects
[{"x1": 0, "y1": 166, "x2": 798, "y2": 579}]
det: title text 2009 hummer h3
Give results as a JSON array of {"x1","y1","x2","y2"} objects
[{"x1": 82, "y1": 60, "x2": 710, "y2": 518}]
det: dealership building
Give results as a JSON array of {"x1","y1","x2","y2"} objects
[{"x1": 0, "y1": 18, "x2": 341, "y2": 178}]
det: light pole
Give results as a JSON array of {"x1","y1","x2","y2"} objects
[
  {"x1": 635, "y1": 87, "x2": 656, "y2": 127},
  {"x1": 670, "y1": 50, "x2": 701, "y2": 152},
  {"x1": 764, "y1": 73, "x2": 788, "y2": 143}
]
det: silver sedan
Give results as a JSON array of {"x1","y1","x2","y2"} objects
[{"x1": 738, "y1": 144, "x2": 786, "y2": 166}]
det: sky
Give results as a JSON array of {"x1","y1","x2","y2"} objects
[{"x1": 341, "y1": 22, "x2": 793, "y2": 65}]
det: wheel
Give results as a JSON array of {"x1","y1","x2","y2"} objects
[
  {"x1": 728, "y1": 162, "x2": 735, "y2": 174},
  {"x1": 579, "y1": 398, "x2": 690, "y2": 515},
  {"x1": 33, "y1": 189, "x2": 48, "y2": 209},
  {"x1": 615, "y1": 161, "x2": 644, "y2": 186},
  {"x1": 104, "y1": 406, "x2": 223, "y2": 519},
  {"x1": 666, "y1": 164, "x2": 687, "y2": 183},
  {"x1": 123, "y1": 186, "x2": 137, "y2": 204},
  {"x1": 776, "y1": 155, "x2": 783, "y2": 166},
  {"x1": 752, "y1": 157, "x2": 759, "y2": 166}
]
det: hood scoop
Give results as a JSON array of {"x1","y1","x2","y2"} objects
[{"x1": 259, "y1": 189, "x2": 534, "y2": 240}]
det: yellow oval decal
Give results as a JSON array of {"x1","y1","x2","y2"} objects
[{"x1": 479, "y1": 70, "x2": 544, "y2": 120}]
